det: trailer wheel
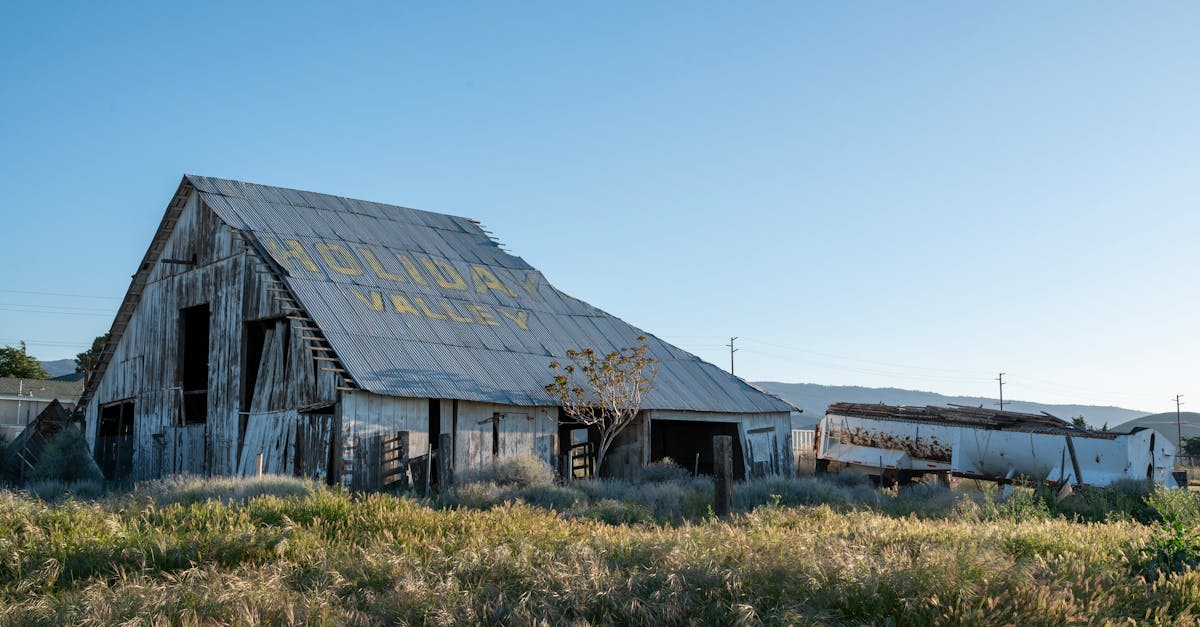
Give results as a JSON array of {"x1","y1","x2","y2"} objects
[
  {"x1": 896, "y1": 469, "x2": 913, "y2": 487},
  {"x1": 815, "y1": 459, "x2": 830, "y2": 476}
]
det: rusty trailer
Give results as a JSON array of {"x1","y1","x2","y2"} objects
[{"x1": 816, "y1": 402, "x2": 1179, "y2": 487}]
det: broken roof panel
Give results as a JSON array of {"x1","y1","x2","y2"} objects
[{"x1": 188, "y1": 174, "x2": 792, "y2": 413}]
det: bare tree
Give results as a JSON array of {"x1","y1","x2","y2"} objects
[{"x1": 545, "y1": 336, "x2": 658, "y2": 476}]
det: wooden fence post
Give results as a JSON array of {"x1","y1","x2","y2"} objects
[
  {"x1": 559, "y1": 452, "x2": 573, "y2": 485},
  {"x1": 256, "y1": 453, "x2": 264, "y2": 477},
  {"x1": 438, "y1": 432, "x2": 453, "y2": 492},
  {"x1": 713, "y1": 435, "x2": 733, "y2": 517}
]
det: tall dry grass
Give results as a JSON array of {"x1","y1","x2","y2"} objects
[{"x1": 0, "y1": 475, "x2": 1197, "y2": 624}]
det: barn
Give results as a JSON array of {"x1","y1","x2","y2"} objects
[{"x1": 80, "y1": 175, "x2": 794, "y2": 485}]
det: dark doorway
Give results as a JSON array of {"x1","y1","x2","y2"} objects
[
  {"x1": 557, "y1": 410, "x2": 598, "y2": 479},
  {"x1": 96, "y1": 399, "x2": 135, "y2": 480},
  {"x1": 179, "y1": 304, "x2": 210, "y2": 424},
  {"x1": 650, "y1": 419, "x2": 745, "y2": 480},
  {"x1": 429, "y1": 398, "x2": 441, "y2": 485}
]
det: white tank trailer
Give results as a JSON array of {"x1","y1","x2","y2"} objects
[{"x1": 815, "y1": 403, "x2": 1179, "y2": 488}]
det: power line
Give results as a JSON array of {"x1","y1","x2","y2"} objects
[
  {"x1": 0, "y1": 288, "x2": 121, "y2": 300},
  {"x1": 0, "y1": 338, "x2": 93, "y2": 348},
  {"x1": 735, "y1": 347, "x2": 992, "y2": 384},
  {"x1": 0, "y1": 302, "x2": 115, "y2": 313},
  {"x1": 0, "y1": 307, "x2": 112, "y2": 317},
  {"x1": 738, "y1": 337, "x2": 996, "y2": 376}
]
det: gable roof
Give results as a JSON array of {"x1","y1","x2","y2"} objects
[{"x1": 96, "y1": 175, "x2": 793, "y2": 414}]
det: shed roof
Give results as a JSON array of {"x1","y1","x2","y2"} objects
[
  {"x1": 0, "y1": 377, "x2": 84, "y2": 401},
  {"x1": 185, "y1": 175, "x2": 791, "y2": 413}
]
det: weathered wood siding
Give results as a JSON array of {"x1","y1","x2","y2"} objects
[
  {"x1": 336, "y1": 395, "x2": 557, "y2": 479},
  {"x1": 339, "y1": 391, "x2": 430, "y2": 455},
  {"x1": 451, "y1": 401, "x2": 558, "y2": 474},
  {"x1": 84, "y1": 190, "x2": 337, "y2": 480}
]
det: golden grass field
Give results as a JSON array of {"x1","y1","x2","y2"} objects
[{"x1": 1, "y1": 469, "x2": 1198, "y2": 626}]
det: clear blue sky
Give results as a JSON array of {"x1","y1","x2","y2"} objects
[{"x1": 1, "y1": 3, "x2": 1196, "y2": 413}]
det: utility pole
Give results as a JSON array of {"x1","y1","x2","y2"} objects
[
  {"x1": 1174, "y1": 394, "x2": 1184, "y2": 455},
  {"x1": 726, "y1": 337, "x2": 738, "y2": 375},
  {"x1": 996, "y1": 372, "x2": 1006, "y2": 412}
]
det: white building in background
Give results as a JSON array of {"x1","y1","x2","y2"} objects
[{"x1": 0, "y1": 378, "x2": 83, "y2": 442}]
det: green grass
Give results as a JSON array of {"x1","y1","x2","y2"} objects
[{"x1": 1, "y1": 476, "x2": 1198, "y2": 625}]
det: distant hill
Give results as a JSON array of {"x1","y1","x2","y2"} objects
[
  {"x1": 39, "y1": 359, "x2": 77, "y2": 378},
  {"x1": 1116, "y1": 412, "x2": 1200, "y2": 447},
  {"x1": 754, "y1": 382, "x2": 1149, "y2": 430}
]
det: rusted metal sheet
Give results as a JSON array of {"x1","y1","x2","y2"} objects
[
  {"x1": 837, "y1": 426, "x2": 953, "y2": 463},
  {"x1": 819, "y1": 404, "x2": 1180, "y2": 486}
]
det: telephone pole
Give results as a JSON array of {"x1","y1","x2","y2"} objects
[
  {"x1": 1174, "y1": 394, "x2": 1184, "y2": 454},
  {"x1": 996, "y1": 372, "x2": 1006, "y2": 412},
  {"x1": 727, "y1": 337, "x2": 738, "y2": 375}
]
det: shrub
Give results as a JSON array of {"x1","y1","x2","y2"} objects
[
  {"x1": 464, "y1": 454, "x2": 556, "y2": 489},
  {"x1": 1147, "y1": 485, "x2": 1200, "y2": 528},
  {"x1": 734, "y1": 475, "x2": 877, "y2": 511},
  {"x1": 443, "y1": 481, "x2": 513, "y2": 509},
  {"x1": 28, "y1": 425, "x2": 104, "y2": 483},
  {"x1": 575, "y1": 476, "x2": 711, "y2": 522},
  {"x1": 981, "y1": 482, "x2": 1051, "y2": 523},
  {"x1": 138, "y1": 474, "x2": 320, "y2": 506},
  {"x1": 1053, "y1": 480, "x2": 1157, "y2": 523},
  {"x1": 516, "y1": 484, "x2": 585, "y2": 511},
  {"x1": 1139, "y1": 516, "x2": 1200, "y2": 579},
  {"x1": 888, "y1": 482, "x2": 966, "y2": 519},
  {"x1": 27, "y1": 479, "x2": 104, "y2": 501},
  {"x1": 581, "y1": 499, "x2": 650, "y2": 525},
  {"x1": 640, "y1": 457, "x2": 691, "y2": 483}
]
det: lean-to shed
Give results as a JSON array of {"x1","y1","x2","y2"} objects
[{"x1": 81, "y1": 175, "x2": 794, "y2": 484}]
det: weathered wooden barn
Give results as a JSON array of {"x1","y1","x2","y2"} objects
[{"x1": 80, "y1": 175, "x2": 794, "y2": 484}]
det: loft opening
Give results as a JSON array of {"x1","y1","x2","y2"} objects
[{"x1": 179, "y1": 303, "x2": 210, "y2": 424}]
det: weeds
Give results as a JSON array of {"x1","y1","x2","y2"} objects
[
  {"x1": 0, "y1": 483, "x2": 1194, "y2": 625},
  {"x1": 1, "y1": 474, "x2": 1197, "y2": 623}
]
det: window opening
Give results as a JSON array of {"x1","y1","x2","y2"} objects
[{"x1": 179, "y1": 304, "x2": 210, "y2": 424}]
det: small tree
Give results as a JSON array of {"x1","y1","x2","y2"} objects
[
  {"x1": 0, "y1": 342, "x2": 49, "y2": 379},
  {"x1": 1071, "y1": 415, "x2": 1092, "y2": 430},
  {"x1": 75, "y1": 333, "x2": 108, "y2": 383},
  {"x1": 1182, "y1": 436, "x2": 1200, "y2": 458},
  {"x1": 545, "y1": 336, "x2": 658, "y2": 476}
]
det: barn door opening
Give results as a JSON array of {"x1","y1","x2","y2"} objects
[
  {"x1": 650, "y1": 419, "x2": 745, "y2": 480},
  {"x1": 96, "y1": 399, "x2": 135, "y2": 480},
  {"x1": 558, "y1": 408, "x2": 598, "y2": 479},
  {"x1": 429, "y1": 399, "x2": 441, "y2": 486},
  {"x1": 179, "y1": 304, "x2": 210, "y2": 425}
]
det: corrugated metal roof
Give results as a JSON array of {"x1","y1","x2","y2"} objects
[{"x1": 188, "y1": 175, "x2": 792, "y2": 413}]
